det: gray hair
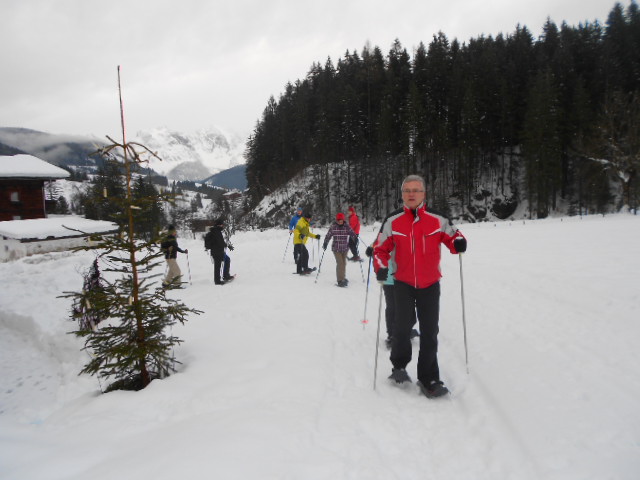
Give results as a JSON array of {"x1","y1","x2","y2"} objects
[{"x1": 401, "y1": 174, "x2": 426, "y2": 191}]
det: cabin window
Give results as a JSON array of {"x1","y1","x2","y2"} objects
[{"x1": 10, "y1": 191, "x2": 19, "y2": 203}]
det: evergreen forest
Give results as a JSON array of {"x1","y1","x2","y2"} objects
[{"x1": 245, "y1": 2, "x2": 640, "y2": 223}]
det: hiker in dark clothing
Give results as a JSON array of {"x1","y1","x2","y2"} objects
[{"x1": 204, "y1": 218, "x2": 234, "y2": 285}]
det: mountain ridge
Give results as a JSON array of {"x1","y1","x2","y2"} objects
[{"x1": 0, "y1": 126, "x2": 246, "y2": 182}]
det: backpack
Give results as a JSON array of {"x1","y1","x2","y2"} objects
[{"x1": 204, "y1": 230, "x2": 213, "y2": 250}]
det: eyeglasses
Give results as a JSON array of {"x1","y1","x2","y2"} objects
[{"x1": 401, "y1": 189, "x2": 424, "y2": 194}]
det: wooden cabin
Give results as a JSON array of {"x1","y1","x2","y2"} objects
[{"x1": 0, "y1": 154, "x2": 70, "y2": 221}]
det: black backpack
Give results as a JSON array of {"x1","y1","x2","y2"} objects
[{"x1": 204, "y1": 230, "x2": 213, "y2": 250}]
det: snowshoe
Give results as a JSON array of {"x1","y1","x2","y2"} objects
[
  {"x1": 417, "y1": 380, "x2": 449, "y2": 399},
  {"x1": 388, "y1": 368, "x2": 412, "y2": 384},
  {"x1": 223, "y1": 275, "x2": 236, "y2": 282},
  {"x1": 336, "y1": 279, "x2": 348, "y2": 287}
]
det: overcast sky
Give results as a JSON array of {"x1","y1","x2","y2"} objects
[{"x1": 0, "y1": 0, "x2": 618, "y2": 140}]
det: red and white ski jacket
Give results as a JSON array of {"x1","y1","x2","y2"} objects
[{"x1": 373, "y1": 204, "x2": 465, "y2": 289}]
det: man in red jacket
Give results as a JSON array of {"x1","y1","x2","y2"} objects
[{"x1": 373, "y1": 174, "x2": 467, "y2": 398}]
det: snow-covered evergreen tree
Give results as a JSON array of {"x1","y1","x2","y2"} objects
[{"x1": 62, "y1": 95, "x2": 201, "y2": 391}]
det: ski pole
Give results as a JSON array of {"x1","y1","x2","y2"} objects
[
  {"x1": 314, "y1": 249, "x2": 326, "y2": 283},
  {"x1": 373, "y1": 284, "x2": 384, "y2": 390},
  {"x1": 282, "y1": 232, "x2": 292, "y2": 262},
  {"x1": 358, "y1": 255, "x2": 365, "y2": 283},
  {"x1": 361, "y1": 256, "x2": 373, "y2": 329},
  {"x1": 312, "y1": 238, "x2": 316, "y2": 263},
  {"x1": 459, "y1": 253, "x2": 469, "y2": 374},
  {"x1": 186, "y1": 252, "x2": 192, "y2": 285}
]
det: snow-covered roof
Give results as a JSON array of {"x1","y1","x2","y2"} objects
[
  {"x1": 0, "y1": 216, "x2": 117, "y2": 240},
  {"x1": 0, "y1": 154, "x2": 70, "y2": 179}
]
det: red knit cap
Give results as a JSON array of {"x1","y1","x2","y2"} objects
[{"x1": 336, "y1": 213, "x2": 346, "y2": 221}]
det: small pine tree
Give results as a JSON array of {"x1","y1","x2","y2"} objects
[
  {"x1": 63, "y1": 138, "x2": 202, "y2": 392},
  {"x1": 62, "y1": 69, "x2": 201, "y2": 391}
]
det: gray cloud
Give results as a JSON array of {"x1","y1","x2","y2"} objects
[{"x1": 0, "y1": 0, "x2": 615, "y2": 139}]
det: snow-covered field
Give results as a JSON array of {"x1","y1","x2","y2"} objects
[{"x1": 1, "y1": 214, "x2": 639, "y2": 480}]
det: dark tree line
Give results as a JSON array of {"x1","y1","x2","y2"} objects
[{"x1": 245, "y1": 2, "x2": 640, "y2": 222}]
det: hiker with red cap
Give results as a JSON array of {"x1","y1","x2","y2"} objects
[
  {"x1": 322, "y1": 212, "x2": 358, "y2": 287},
  {"x1": 347, "y1": 206, "x2": 361, "y2": 261}
]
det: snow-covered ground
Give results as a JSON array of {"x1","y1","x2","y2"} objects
[{"x1": 1, "y1": 214, "x2": 639, "y2": 480}]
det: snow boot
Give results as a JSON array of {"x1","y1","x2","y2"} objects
[
  {"x1": 417, "y1": 380, "x2": 449, "y2": 399},
  {"x1": 388, "y1": 368, "x2": 412, "y2": 384}
]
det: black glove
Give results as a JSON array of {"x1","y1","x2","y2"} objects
[
  {"x1": 365, "y1": 246, "x2": 374, "y2": 257},
  {"x1": 454, "y1": 237, "x2": 467, "y2": 253},
  {"x1": 228, "y1": 244, "x2": 234, "y2": 251},
  {"x1": 376, "y1": 268, "x2": 388, "y2": 283},
  {"x1": 316, "y1": 234, "x2": 322, "y2": 240},
  {"x1": 299, "y1": 233, "x2": 305, "y2": 239}
]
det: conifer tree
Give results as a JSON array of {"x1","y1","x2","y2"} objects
[{"x1": 63, "y1": 67, "x2": 201, "y2": 392}]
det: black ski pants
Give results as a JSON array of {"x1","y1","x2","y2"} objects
[
  {"x1": 348, "y1": 235, "x2": 359, "y2": 257},
  {"x1": 391, "y1": 280, "x2": 441, "y2": 384},
  {"x1": 296, "y1": 244, "x2": 309, "y2": 273},
  {"x1": 382, "y1": 284, "x2": 395, "y2": 338},
  {"x1": 293, "y1": 243, "x2": 302, "y2": 263},
  {"x1": 383, "y1": 283, "x2": 417, "y2": 339},
  {"x1": 212, "y1": 253, "x2": 230, "y2": 284}
]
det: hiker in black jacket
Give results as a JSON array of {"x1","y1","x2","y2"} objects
[{"x1": 204, "y1": 218, "x2": 234, "y2": 285}]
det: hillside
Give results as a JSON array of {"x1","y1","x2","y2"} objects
[
  {"x1": 0, "y1": 214, "x2": 638, "y2": 479},
  {"x1": 0, "y1": 127, "x2": 103, "y2": 167},
  {"x1": 203, "y1": 164, "x2": 247, "y2": 190}
]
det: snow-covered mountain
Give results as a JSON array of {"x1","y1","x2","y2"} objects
[{"x1": 134, "y1": 127, "x2": 246, "y2": 182}]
